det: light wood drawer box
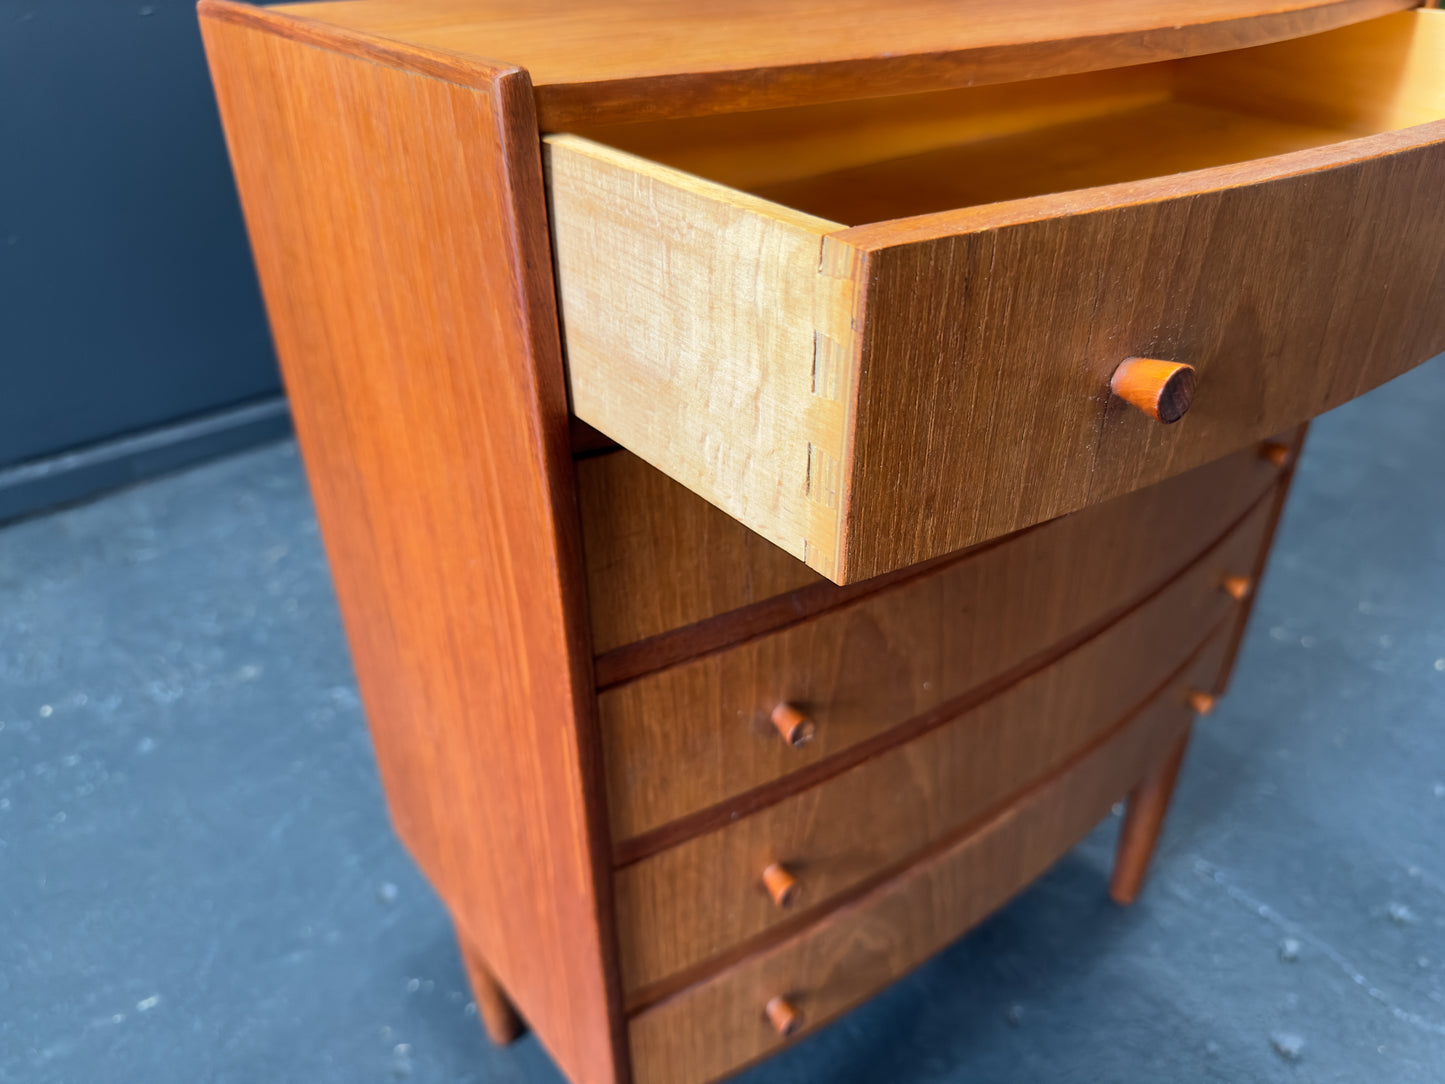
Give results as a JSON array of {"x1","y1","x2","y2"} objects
[
  {"x1": 613, "y1": 504, "x2": 1260, "y2": 996},
  {"x1": 600, "y1": 445, "x2": 1281, "y2": 846},
  {"x1": 626, "y1": 635, "x2": 1224, "y2": 1084},
  {"x1": 548, "y1": 9, "x2": 1445, "y2": 584}
]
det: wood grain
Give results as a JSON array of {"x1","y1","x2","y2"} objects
[
  {"x1": 256, "y1": 0, "x2": 1412, "y2": 127},
  {"x1": 614, "y1": 538, "x2": 1252, "y2": 994},
  {"x1": 838, "y1": 117, "x2": 1445, "y2": 580},
  {"x1": 1109, "y1": 724, "x2": 1196, "y2": 905},
  {"x1": 626, "y1": 643, "x2": 1221, "y2": 1084},
  {"x1": 600, "y1": 449, "x2": 1282, "y2": 847},
  {"x1": 591, "y1": 544, "x2": 981, "y2": 690},
  {"x1": 574, "y1": 65, "x2": 1176, "y2": 193},
  {"x1": 198, "y1": 9, "x2": 626, "y2": 1082},
  {"x1": 576, "y1": 450, "x2": 823, "y2": 656},
  {"x1": 749, "y1": 98, "x2": 1355, "y2": 223},
  {"x1": 582, "y1": 435, "x2": 1283, "y2": 669},
  {"x1": 588, "y1": 435, "x2": 1294, "y2": 688},
  {"x1": 546, "y1": 133, "x2": 857, "y2": 579},
  {"x1": 1179, "y1": 7, "x2": 1445, "y2": 132},
  {"x1": 576, "y1": 10, "x2": 1445, "y2": 201}
]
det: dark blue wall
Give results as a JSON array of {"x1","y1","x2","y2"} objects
[{"x1": 0, "y1": 0, "x2": 280, "y2": 470}]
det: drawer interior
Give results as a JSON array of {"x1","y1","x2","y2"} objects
[{"x1": 568, "y1": 10, "x2": 1445, "y2": 224}]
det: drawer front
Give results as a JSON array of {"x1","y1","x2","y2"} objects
[
  {"x1": 600, "y1": 446, "x2": 1282, "y2": 846},
  {"x1": 612, "y1": 508, "x2": 1258, "y2": 995},
  {"x1": 627, "y1": 638, "x2": 1222, "y2": 1084},
  {"x1": 834, "y1": 126, "x2": 1445, "y2": 581},
  {"x1": 577, "y1": 449, "x2": 825, "y2": 656},
  {"x1": 549, "y1": 11, "x2": 1445, "y2": 584}
]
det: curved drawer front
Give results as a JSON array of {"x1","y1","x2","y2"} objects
[
  {"x1": 578, "y1": 426, "x2": 1286, "y2": 657},
  {"x1": 626, "y1": 639, "x2": 1222, "y2": 1084},
  {"x1": 612, "y1": 521, "x2": 1253, "y2": 994},
  {"x1": 577, "y1": 447, "x2": 824, "y2": 657},
  {"x1": 551, "y1": 10, "x2": 1445, "y2": 583},
  {"x1": 600, "y1": 447, "x2": 1282, "y2": 845}
]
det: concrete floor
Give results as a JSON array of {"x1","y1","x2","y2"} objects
[{"x1": 2, "y1": 360, "x2": 1442, "y2": 1084}]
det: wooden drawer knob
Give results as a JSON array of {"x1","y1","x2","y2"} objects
[
  {"x1": 762, "y1": 862, "x2": 799, "y2": 908},
  {"x1": 1260, "y1": 441, "x2": 1291, "y2": 468},
  {"x1": 1221, "y1": 575, "x2": 1252, "y2": 601},
  {"x1": 770, "y1": 703, "x2": 815, "y2": 748},
  {"x1": 1110, "y1": 358, "x2": 1196, "y2": 424},
  {"x1": 765, "y1": 996, "x2": 803, "y2": 1037},
  {"x1": 1187, "y1": 690, "x2": 1217, "y2": 716}
]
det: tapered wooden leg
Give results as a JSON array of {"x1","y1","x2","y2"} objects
[
  {"x1": 461, "y1": 942, "x2": 525, "y2": 1045},
  {"x1": 1110, "y1": 724, "x2": 1193, "y2": 905}
]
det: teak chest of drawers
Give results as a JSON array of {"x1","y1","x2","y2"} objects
[{"x1": 200, "y1": 3, "x2": 1445, "y2": 1081}]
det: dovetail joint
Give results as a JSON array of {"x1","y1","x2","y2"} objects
[
  {"x1": 805, "y1": 442, "x2": 839, "y2": 508},
  {"x1": 811, "y1": 332, "x2": 849, "y2": 401},
  {"x1": 802, "y1": 539, "x2": 835, "y2": 579}
]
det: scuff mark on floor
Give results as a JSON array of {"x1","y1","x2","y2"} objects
[{"x1": 1194, "y1": 858, "x2": 1445, "y2": 1039}]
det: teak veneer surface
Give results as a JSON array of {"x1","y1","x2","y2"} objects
[
  {"x1": 614, "y1": 517, "x2": 1259, "y2": 994},
  {"x1": 837, "y1": 125, "x2": 1445, "y2": 579},
  {"x1": 627, "y1": 646, "x2": 1220, "y2": 1084},
  {"x1": 600, "y1": 447, "x2": 1284, "y2": 848},
  {"x1": 198, "y1": 10, "x2": 624, "y2": 1082},
  {"x1": 578, "y1": 450, "x2": 823, "y2": 657},
  {"x1": 255, "y1": 0, "x2": 1411, "y2": 126},
  {"x1": 580, "y1": 437, "x2": 1291, "y2": 660}
]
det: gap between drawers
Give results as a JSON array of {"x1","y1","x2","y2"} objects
[
  {"x1": 622, "y1": 618, "x2": 1230, "y2": 1014},
  {"x1": 610, "y1": 474, "x2": 1281, "y2": 867}
]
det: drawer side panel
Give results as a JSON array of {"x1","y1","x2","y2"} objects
[{"x1": 546, "y1": 135, "x2": 858, "y2": 578}]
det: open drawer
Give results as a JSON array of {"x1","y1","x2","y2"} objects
[{"x1": 546, "y1": 10, "x2": 1445, "y2": 584}]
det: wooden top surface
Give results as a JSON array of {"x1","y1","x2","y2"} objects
[{"x1": 245, "y1": 0, "x2": 1414, "y2": 126}]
